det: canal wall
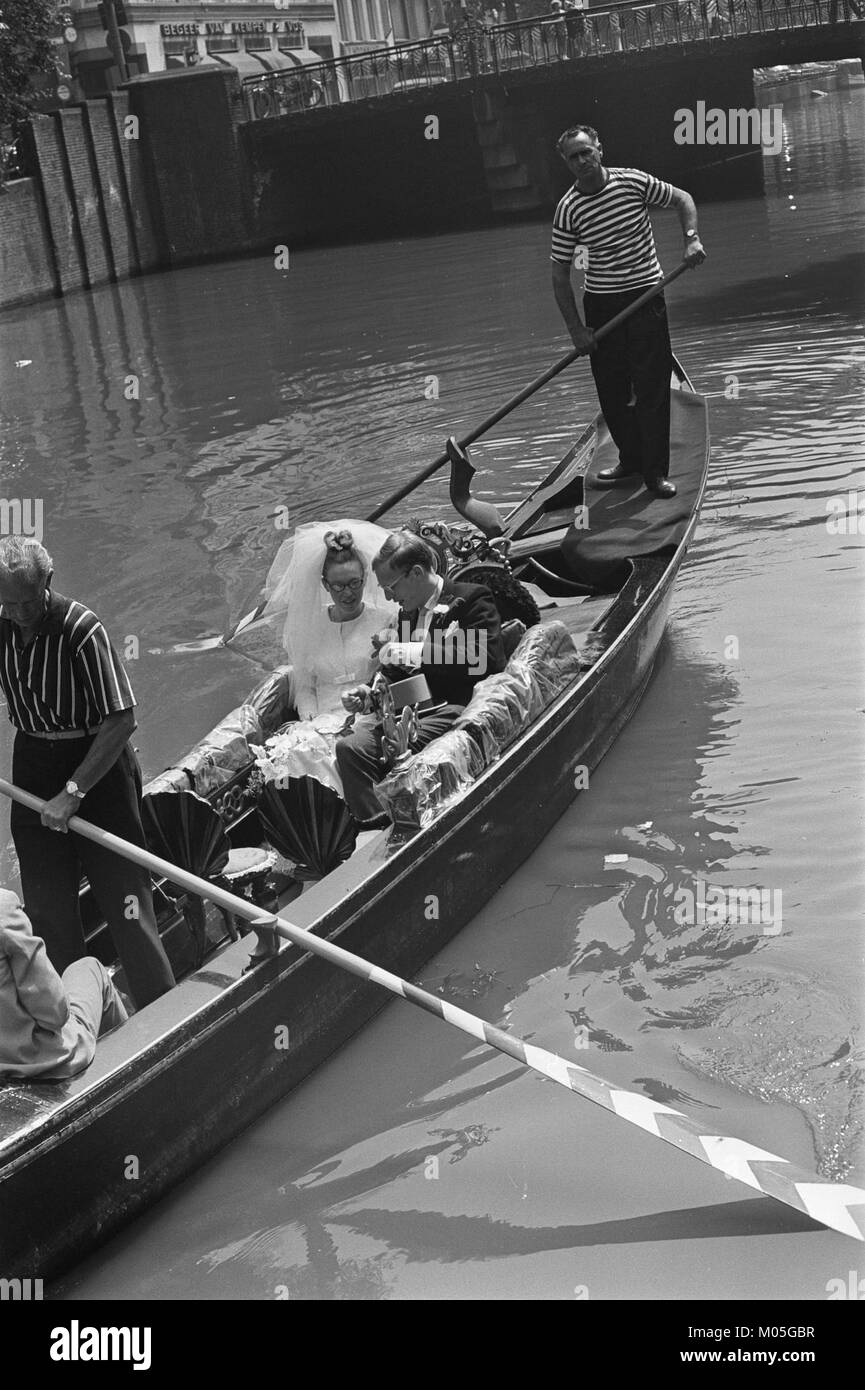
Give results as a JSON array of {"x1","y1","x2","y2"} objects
[
  {"x1": 241, "y1": 87, "x2": 490, "y2": 247},
  {"x1": 120, "y1": 69, "x2": 252, "y2": 269},
  {"x1": 240, "y1": 53, "x2": 770, "y2": 250},
  {"x1": 2, "y1": 42, "x2": 863, "y2": 310},
  {"x1": 0, "y1": 70, "x2": 251, "y2": 311},
  {"x1": 0, "y1": 179, "x2": 58, "y2": 309},
  {"x1": 2, "y1": 92, "x2": 152, "y2": 308}
]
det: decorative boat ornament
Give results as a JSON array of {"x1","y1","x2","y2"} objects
[{"x1": 446, "y1": 434, "x2": 506, "y2": 538}]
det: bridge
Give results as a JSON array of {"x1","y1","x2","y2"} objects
[
  {"x1": 241, "y1": 1, "x2": 865, "y2": 122},
  {"x1": 231, "y1": 0, "x2": 862, "y2": 239}
]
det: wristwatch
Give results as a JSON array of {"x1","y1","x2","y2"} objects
[
  {"x1": 65, "y1": 780, "x2": 85, "y2": 800},
  {"x1": 685, "y1": 229, "x2": 699, "y2": 240}
]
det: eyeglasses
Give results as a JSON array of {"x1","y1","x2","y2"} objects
[{"x1": 327, "y1": 578, "x2": 364, "y2": 594}]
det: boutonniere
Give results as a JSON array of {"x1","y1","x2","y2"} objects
[{"x1": 433, "y1": 603, "x2": 450, "y2": 616}]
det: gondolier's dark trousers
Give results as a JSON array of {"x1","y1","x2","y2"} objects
[
  {"x1": 11, "y1": 734, "x2": 175, "y2": 1008},
  {"x1": 583, "y1": 288, "x2": 674, "y2": 481},
  {"x1": 336, "y1": 706, "x2": 464, "y2": 824}
]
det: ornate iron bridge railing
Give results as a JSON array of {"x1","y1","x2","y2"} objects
[{"x1": 242, "y1": 1, "x2": 862, "y2": 120}]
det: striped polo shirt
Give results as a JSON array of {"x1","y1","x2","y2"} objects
[
  {"x1": 551, "y1": 167, "x2": 675, "y2": 292},
  {"x1": 0, "y1": 591, "x2": 136, "y2": 734}
]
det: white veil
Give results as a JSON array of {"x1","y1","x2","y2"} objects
[{"x1": 261, "y1": 519, "x2": 395, "y2": 674}]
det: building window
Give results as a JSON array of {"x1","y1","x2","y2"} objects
[
  {"x1": 390, "y1": 0, "x2": 409, "y2": 41},
  {"x1": 337, "y1": 0, "x2": 353, "y2": 41},
  {"x1": 351, "y1": 0, "x2": 367, "y2": 40}
]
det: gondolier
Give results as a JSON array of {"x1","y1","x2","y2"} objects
[
  {"x1": 0, "y1": 538, "x2": 174, "y2": 1008},
  {"x1": 551, "y1": 124, "x2": 706, "y2": 498}
]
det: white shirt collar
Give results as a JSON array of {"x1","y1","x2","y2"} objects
[{"x1": 420, "y1": 574, "x2": 445, "y2": 613}]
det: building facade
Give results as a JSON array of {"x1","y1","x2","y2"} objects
[{"x1": 67, "y1": 2, "x2": 352, "y2": 96}]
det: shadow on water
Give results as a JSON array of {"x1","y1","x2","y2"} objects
[{"x1": 326, "y1": 1197, "x2": 821, "y2": 1263}]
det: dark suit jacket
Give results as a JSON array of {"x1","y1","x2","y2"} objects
[{"x1": 382, "y1": 579, "x2": 506, "y2": 708}]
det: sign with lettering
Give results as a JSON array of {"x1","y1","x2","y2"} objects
[
  {"x1": 160, "y1": 23, "x2": 200, "y2": 38},
  {"x1": 276, "y1": 21, "x2": 305, "y2": 43}
]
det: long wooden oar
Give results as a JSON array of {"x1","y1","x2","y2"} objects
[
  {"x1": 1, "y1": 776, "x2": 862, "y2": 1242},
  {"x1": 206, "y1": 260, "x2": 692, "y2": 650},
  {"x1": 365, "y1": 258, "x2": 692, "y2": 522}
]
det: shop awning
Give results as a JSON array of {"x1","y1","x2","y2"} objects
[
  {"x1": 277, "y1": 47, "x2": 327, "y2": 68},
  {"x1": 254, "y1": 49, "x2": 300, "y2": 73},
  {"x1": 212, "y1": 50, "x2": 270, "y2": 80}
]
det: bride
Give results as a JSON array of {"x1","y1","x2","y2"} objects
[{"x1": 256, "y1": 520, "x2": 396, "y2": 793}]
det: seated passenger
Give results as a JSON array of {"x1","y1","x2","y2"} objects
[
  {"x1": 251, "y1": 522, "x2": 396, "y2": 794},
  {"x1": 0, "y1": 889, "x2": 127, "y2": 1080},
  {"x1": 336, "y1": 531, "x2": 507, "y2": 826}
]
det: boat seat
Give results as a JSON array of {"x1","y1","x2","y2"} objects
[
  {"x1": 454, "y1": 619, "x2": 582, "y2": 765},
  {"x1": 374, "y1": 727, "x2": 485, "y2": 835},
  {"x1": 501, "y1": 618, "x2": 526, "y2": 659},
  {"x1": 373, "y1": 620, "x2": 582, "y2": 833},
  {"x1": 142, "y1": 667, "x2": 298, "y2": 807},
  {"x1": 246, "y1": 664, "x2": 297, "y2": 739}
]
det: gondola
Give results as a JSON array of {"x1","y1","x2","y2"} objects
[{"x1": 0, "y1": 358, "x2": 709, "y2": 1280}]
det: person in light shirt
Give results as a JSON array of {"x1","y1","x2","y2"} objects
[{"x1": 0, "y1": 889, "x2": 127, "y2": 1080}]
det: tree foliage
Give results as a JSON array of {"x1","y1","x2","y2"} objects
[{"x1": 0, "y1": 0, "x2": 57, "y2": 133}]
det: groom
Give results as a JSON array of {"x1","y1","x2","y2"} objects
[{"x1": 336, "y1": 531, "x2": 506, "y2": 827}]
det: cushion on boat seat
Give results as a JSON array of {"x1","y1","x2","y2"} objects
[
  {"x1": 143, "y1": 766, "x2": 193, "y2": 796},
  {"x1": 178, "y1": 703, "x2": 264, "y2": 797},
  {"x1": 374, "y1": 728, "x2": 485, "y2": 831},
  {"x1": 373, "y1": 621, "x2": 582, "y2": 835},
  {"x1": 146, "y1": 667, "x2": 298, "y2": 801},
  {"x1": 501, "y1": 618, "x2": 526, "y2": 659},
  {"x1": 245, "y1": 664, "x2": 296, "y2": 739},
  {"x1": 454, "y1": 620, "x2": 581, "y2": 764},
  {"x1": 507, "y1": 620, "x2": 583, "y2": 720}
]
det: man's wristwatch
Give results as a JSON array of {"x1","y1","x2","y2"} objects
[
  {"x1": 685, "y1": 229, "x2": 699, "y2": 240},
  {"x1": 65, "y1": 780, "x2": 85, "y2": 800}
]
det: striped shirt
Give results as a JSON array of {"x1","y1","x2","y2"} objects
[
  {"x1": 0, "y1": 591, "x2": 136, "y2": 734},
  {"x1": 551, "y1": 167, "x2": 675, "y2": 292}
]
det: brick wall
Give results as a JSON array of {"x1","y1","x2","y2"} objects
[
  {"x1": 86, "y1": 99, "x2": 138, "y2": 281},
  {"x1": 0, "y1": 179, "x2": 59, "y2": 309},
  {"x1": 109, "y1": 90, "x2": 160, "y2": 273},
  {"x1": 58, "y1": 107, "x2": 113, "y2": 287},
  {"x1": 125, "y1": 68, "x2": 251, "y2": 266},
  {"x1": 28, "y1": 115, "x2": 87, "y2": 295}
]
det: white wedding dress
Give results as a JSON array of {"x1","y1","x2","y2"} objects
[
  {"x1": 295, "y1": 603, "x2": 387, "y2": 724},
  {"x1": 255, "y1": 604, "x2": 390, "y2": 796},
  {"x1": 256, "y1": 518, "x2": 398, "y2": 796}
]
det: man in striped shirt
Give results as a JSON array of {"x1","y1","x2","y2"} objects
[
  {"x1": 551, "y1": 124, "x2": 706, "y2": 498},
  {"x1": 0, "y1": 537, "x2": 174, "y2": 1009}
]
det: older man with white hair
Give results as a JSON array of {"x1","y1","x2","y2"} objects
[{"x1": 0, "y1": 537, "x2": 174, "y2": 1008}]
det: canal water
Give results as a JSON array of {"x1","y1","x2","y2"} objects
[{"x1": 1, "y1": 75, "x2": 863, "y2": 1299}]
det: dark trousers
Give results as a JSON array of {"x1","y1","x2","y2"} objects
[
  {"x1": 11, "y1": 734, "x2": 175, "y2": 1008},
  {"x1": 336, "y1": 706, "x2": 464, "y2": 823},
  {"x1": 583, "y1": 288, "x2": 673, "y2": 481}
]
